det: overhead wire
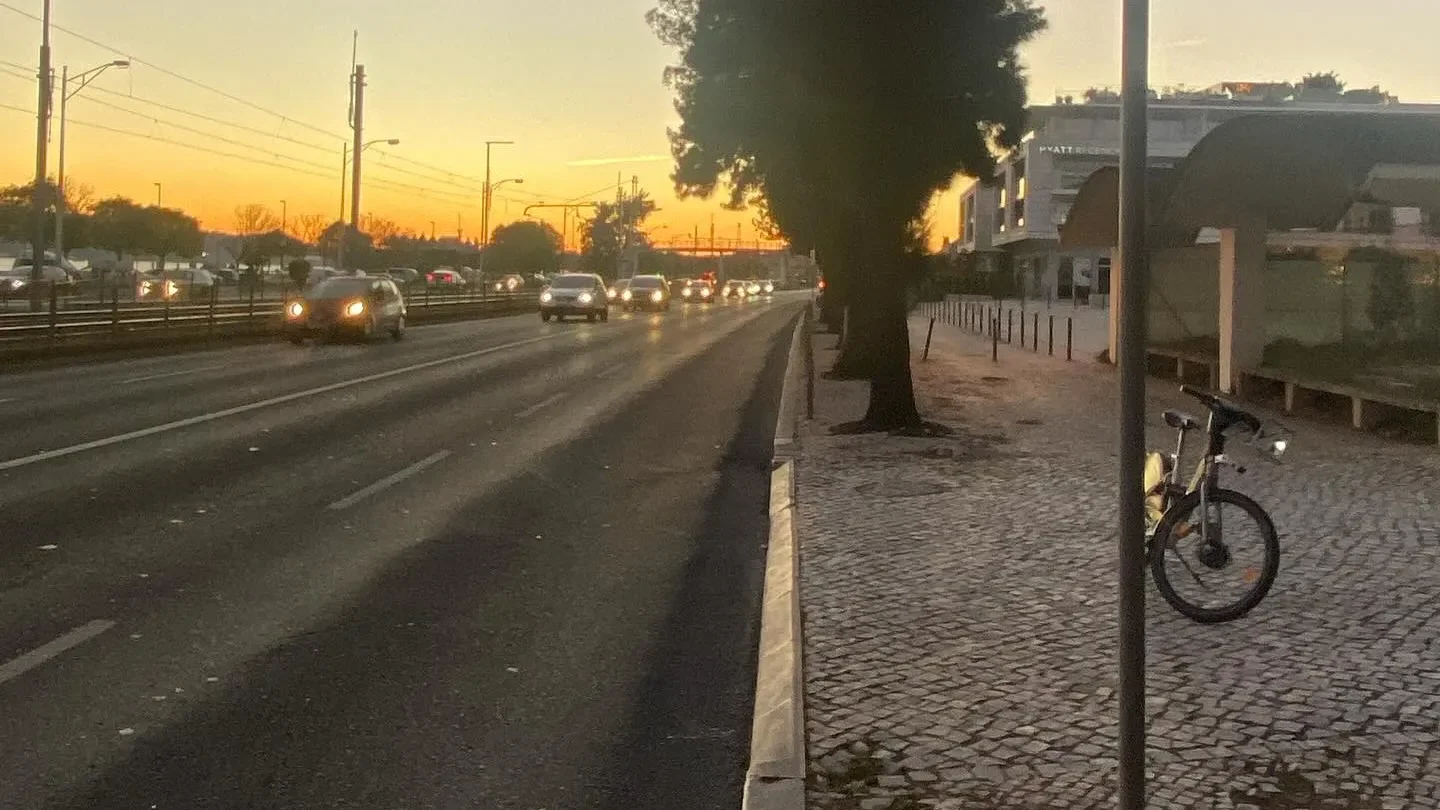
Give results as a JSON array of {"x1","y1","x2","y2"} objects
[{"x1": 0, "y1": 0, "x2": 346, "y2": 142}]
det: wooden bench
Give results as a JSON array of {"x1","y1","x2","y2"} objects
[
  {"x1": 1145, "y1": 347, "x2": 1220, "y2": 390},
  {"x1": 1239, "y1": 367, "x2": 1440, "y2": 445}
]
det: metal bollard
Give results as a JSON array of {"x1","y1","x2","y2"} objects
[
  {"x1": 1067, "y1": 318, "x2": 1074, "y2": 361},
  {"x1": 992, "y1": 317, "x2": 999, "y2": 363},
  {"x1": 1007, "y1": 309, "x2": 1014, "y2": 344},
  {"x1": 1020, "y1": 310, "x2": 1026, "y2": 346},
  {"x1": 111, "y1": 286, "x2": 120, "y2": 333},
  {"x1": 1032, "y1": 312, "x2": 1039, "y2": 351},
  {"x1": 923, "y1": 317, "x2": 936, "y2": 361},
  {"x1": 208, "y1": 284, "x2": 218, "y2": 335},
  {"x1": 1048, "y1": 315, "x2": 1055, "y2": 356}
]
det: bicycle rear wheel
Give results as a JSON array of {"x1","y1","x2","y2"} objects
[{"x1": 1150, "y1": 488, "x2": 1279, "y2": 624}]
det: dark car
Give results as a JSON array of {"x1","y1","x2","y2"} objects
[
  {"x1": 540, "y1": 273, "x2": 610, "y2": 322},
  {"x1": 623, "y1": 275, "x2": 672, "y2": 312},
  {"x1": 608, "y1": 278, "x2": 631, "y2": 303},
  {"x1": 679, "y1": 279, "x2": 715, "y2": 304},
  {"x1": 284, "y1": 276, "x2": 407, "y2": 344},
  {"x1": 721, "y1": 279, "x2": 749, "y2": 299}
]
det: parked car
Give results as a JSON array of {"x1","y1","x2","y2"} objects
[
  {"x1": 387, "y1": 267, "x2": 421, "y2": 285},
  {"x1": 211, "y1": 268, "x2": 241, "y2": 284},
  {"x1": 426, "y1": 268, "x2": 464, "y2": 286},
  {"x1": 283, "y1": 276, "x2": 406, "y2": 344},
  {"x1": 0, "y1": 266, "x2": 75, "y2": 296},
  {"x1": 623, "y1": 275, "x2": 672, "y2": 312},
  {"x1": 539, "y1": 273, "x2": 610, "y2": 323},
  {"x1": 679, "y1": 279, "x2": 715, "y2": 303},
  {"x1": 136, "y1": 269, "x2": 215, "y2": 301}
]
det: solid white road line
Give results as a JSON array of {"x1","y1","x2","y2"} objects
[
  {"x1": 120, "y1": 365, "x2": 223, "y2": 385},
  {"x1": 515, "y1": 392, "x2": 567, "y2": 419},
  {"x1": 327, "y1": 450, "x2": 453, "y2": 511},
  {"x1": 0, "y1": 334, "x2": 561, "y2": 473},
  {"x1": 0, "y1": 619, "x2": 115, "y2": 686}
]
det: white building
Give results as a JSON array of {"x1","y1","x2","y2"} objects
[{"x1": 953, "y1": 83, "x2": 1440, "y2": 306}]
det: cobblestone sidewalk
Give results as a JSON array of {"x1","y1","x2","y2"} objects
[{"x1": 797, "y1": 317, "x2": 1440, "y2": 810}]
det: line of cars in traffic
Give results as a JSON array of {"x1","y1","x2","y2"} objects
[{"x1": 539, "y1": 274, "x2": 776, "y2": 322}]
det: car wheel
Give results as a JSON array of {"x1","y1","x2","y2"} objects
[
  {"x1": 541, "y1": 311, "x2": 552, "y2": 322},
  {"x1": 391, "y1": 316, "x2": 406, "y2": 341},
  {"x1": 587, "y1": 312, "x2": 597, "y2": 323},
  {"x1": 556, "y1": 314, "x2": 565, "y2": 322},
  {"x1": 362, "y1": 317, "x2": 377, "y2": 342},
  {"x1": 600, "y1": 309, "x2": 610, "y2": 323}
]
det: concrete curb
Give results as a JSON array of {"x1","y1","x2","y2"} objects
[{"x1": 743, "y1": 312, "x2": 809, "y2": 810}]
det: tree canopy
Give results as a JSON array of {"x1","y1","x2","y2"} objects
[
  {"x1": 579, "y1": 192, "x2": 656, "y2": 279},
  {"x1": 649, "y1": 0, "x2": 1045, "y2": 429},
  {"x1": 486, "y1": 220, "x2": 563, "y2": 274}
]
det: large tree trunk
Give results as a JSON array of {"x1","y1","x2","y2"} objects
[{"x1": 861, "y1": 279, "x2": 921, "y2": 430}]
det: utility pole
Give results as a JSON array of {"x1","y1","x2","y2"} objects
[
  {"x1": 55, "y1": 65, "x2": 67, "y2": 260},
  {"x1": 350, "y1": 64, "x2": 365, "y2": 229},
  {"x1": 29, "y1": 0, "x2": 53, "y2": 307},
  {"x1": 337, "y1": 143, "x2": 348, "y2": 270},
  {"x1": 1116, "y1": 0, "x2": 1151, "y2": 806},
  {"x1": 457, "y1": 213, "x2": 463, "y2": 241}
]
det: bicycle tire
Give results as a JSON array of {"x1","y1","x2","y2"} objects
[{"x1": 1150, "y1": 488, "x2": 1280, "y2": 624}]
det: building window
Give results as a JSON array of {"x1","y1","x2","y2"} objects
[{"x1": 1097, "y1": 257, "x2": 1112, "y2": 294}]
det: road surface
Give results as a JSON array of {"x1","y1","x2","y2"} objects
[{"x1": 0, "y1": 297, "x2": 802, "y2": 809}]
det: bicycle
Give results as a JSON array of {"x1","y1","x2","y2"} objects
[{"x1": 1144, "y1": 385, "x2": 1291, "y2": 624}]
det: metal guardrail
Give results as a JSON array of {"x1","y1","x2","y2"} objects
[{"x1": 0, "y1": 284, "x2": 533, "y2": 346}]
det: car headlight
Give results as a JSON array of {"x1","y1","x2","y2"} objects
[
  {"x1": 621, "y1": 290, "x2": 633, "y2": 301},
  {"x1": 701, "y1": 287, "x2": 712, "y2": 298},
  {"x1": 763, "y1": 283, "x2": 774, "y2": 293},
  {"x1": 287, "y1": 301, "x2": 305, "y2": 318},
  {"x1": 682, "y1": 288, "x2": 693, "y2": 298},
  {"x1": 138, "y1": 280, "x2": 153, "y2": 296},
  {"x1": 495, "y1": 283, "x2": 504, "y2": 291},
  {"x1": 1269, "y1": 439, "x2": 1288, "y2": 459},
  {"x1": 650, "y1": 290, "x2": 663, "y2": 302},
  {"x1": 540, "y1": 291, "x2": 554, "y2": 303},
  {"x1": 607, "y1": 288, "x2": 617, "y2": 300},
  {"x1": 344, "y1": 300, "x2": 366, "y2": 317},
  {"x1": 578, "y1": 292, "x2": 594, "y2": 304},
  {"x1": 163, "y1": 280, "x2": 180, "y2": 298}
]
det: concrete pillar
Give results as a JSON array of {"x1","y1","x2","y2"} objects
[
  {"x1": 1218, "y1": 217, "x2": 1267, "y2": 393},
  {"x1": 1107, "y1": 247, "x2": 1122, "y2": 364}
]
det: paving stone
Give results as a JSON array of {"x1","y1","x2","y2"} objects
[{"x1": 799, "y1": 319, "x2": 1440, "y2": 809}]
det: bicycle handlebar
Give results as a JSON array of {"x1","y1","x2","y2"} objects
[{"x1": 1180, "y1": 385, "x2": 1262, "y2": 434}]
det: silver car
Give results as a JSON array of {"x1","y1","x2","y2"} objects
[{"x1": 539, "y1": 273, "x2": 610, "y2": 322}]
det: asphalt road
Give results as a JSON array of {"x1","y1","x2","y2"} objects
[{"x1": 0, "y1": 295, "x2": 803, "y2": 809}]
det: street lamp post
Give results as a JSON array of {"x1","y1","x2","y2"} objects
[
  {"x1": 28, "y1": 0, "x2": 53, "y2": 305},
  {"x1": 154, "y1": 183, "x2": 163, "y2": 207},
  {"x1": 481, "y1": 140, "x2": 513, "y2": 249},
  {"x1": 337, "y1": 138, "x2": 399, "y2": 269},
  {"x1": 55, "y1": 59, "x2": 130, "y2": 258}
]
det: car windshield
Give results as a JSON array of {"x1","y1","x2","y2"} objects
[
  {"x1": 631, "y1": 277, "x2": 663, "y2": 289},
  {"x1": 550, "y1": 275, "x2": 594, "y2": 289},
  {"x1": 309, "y1": 279, "x2": 372, "y2": 299}
]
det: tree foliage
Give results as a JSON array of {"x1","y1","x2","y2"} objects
[
  {"x1": 486, "y1": 220, "x2": 563, "y2": 274},
  {"x1": 291, "y1": 213, "x2": 330, "y2": 246},
  {"x1": 649, "y1": 0, "x2": 1045, "y2": 429},
  {"x1": 89, "y1": 197, "x2": 202, "y2": 267},
  {"x1": 578, "y1": 192, "x2": 656, "y2": 278}
]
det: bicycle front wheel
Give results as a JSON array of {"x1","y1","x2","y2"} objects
[{"x1": 1150, "y1": 488, "x2": 1280, "y2": 624}]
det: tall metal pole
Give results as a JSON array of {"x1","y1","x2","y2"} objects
[
  {"x1": 350, "y1": 65, "x2": 365, "y2": 229},
  {"x1": 154, "y1": 183, "x2": 162, "y2": 207},
  {"x1": 338, "y1": 144, "x2": 348, "y2": 270},
  {"x1": 30, "y1": 0, "x2": 53, "y2": 301},
  {"x1": 55, "y1": 64, "x2": 67, "y2": 259},
  {"x1": 1117, "y1": 0, "x2": 1151, "y2": 806}
]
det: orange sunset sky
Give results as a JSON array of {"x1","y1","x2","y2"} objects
[{"x1": 2, "y1": 0, "x2": 1436, "y2": 250}]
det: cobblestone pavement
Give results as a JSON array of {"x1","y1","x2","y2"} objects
[{"x1": 797, "y1": 317, "x2": 1440, "y2": 810}]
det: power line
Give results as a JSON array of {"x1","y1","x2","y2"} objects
[
  {"x1": 0, "y1": 57, "x2": 35, "y2": 73},
  {"x1": 87, "y1": 86, "x2": 337, "y2": 154},
  {"x1": 0, "y1": 1, "x2": 346, "y2": 143},
  {"x1": 71, "y1": 94, "x2": 338, "y2": 173},
  {"x1": 0, "y1": 101, "x2": 333, "y2": 180}
]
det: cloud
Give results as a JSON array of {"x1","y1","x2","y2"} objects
[{"x1": 566, "y1": 154, "x2": 672, "y2": 168}]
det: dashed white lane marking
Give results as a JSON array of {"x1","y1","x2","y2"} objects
[
  {"x1": 0, "y1": 620, "x2": 116, "y2": 686},
  {"x1": 0, "y1": 334, "x2": 561, "y2": 472},
  {"x1": 515, "y1": 392, "x2": 567, "y2": 419},
  {"x1": 120, "y1": 365, "x2": 223, "y2": 385},
  {"x1": 327, "y1": 450, "x2": 453, "y2": 511}
]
